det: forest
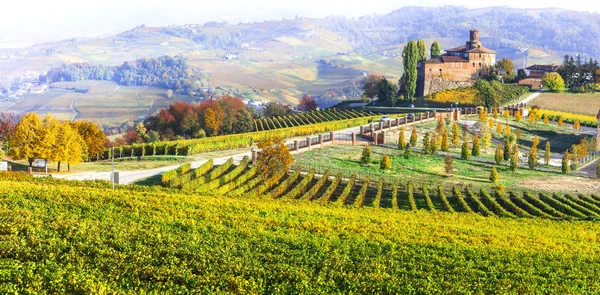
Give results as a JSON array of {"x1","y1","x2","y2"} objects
[{"x1": 40, "y1": 56, "x2": 201, "y2": 93}]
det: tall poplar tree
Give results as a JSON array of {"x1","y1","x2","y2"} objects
[
  {"x1": 430, "y1": 41, "x2": 441, "y2": 57},
  {"x1": 402, "y1": 40, "x2": 418, "y2": 101},
  {"x1": 417, "y1": 40, "x2": 427, "y2": 62}
]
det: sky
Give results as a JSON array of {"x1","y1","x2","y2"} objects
[{"x1": 1, "y1": 0, "x2": 599, "y2": 48}]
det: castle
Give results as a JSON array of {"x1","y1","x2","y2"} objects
[{"x1": 417, "y1": 29, "x2": 496, "y2": 97}]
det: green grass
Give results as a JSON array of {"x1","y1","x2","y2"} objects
[
  {"x1": 3, "y1": 180, "x2": 600, "y2": 293},
  {"x1": 529, "y1": 92, "x2": 600, "y2": 117},
  {"x1": 293, "y1": 145, "x2": 567, "y2": 190}
]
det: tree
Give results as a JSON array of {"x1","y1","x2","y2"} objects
[
  {"x1": 514, "y1": 110, "x2": 522, "y2": 121},
  {"x1": 494, "y1": 144, "x2": 503, "y2": 165},
  {"x1": 441, "y1": 129, "x2": 449, "y2": 151},
  {"x1": 410, "y1": 128, "x2": 418, "y2": 147},
  {"x1": 9, "y1": 113, "x2": 48, "y2": 166},
  {"x1": 430, "y1": 41, "x2": 441, "y2": 58},
  {"x1": 510, "y1": 145, "x2": 519, "y2": 172},
  {"x1": 503, "y1": 142, "x2": 511, "y2": 161},
  {"x1": 451, "y1": 123, "x2": 460, "y2": 147},
  {"x1": 461, "y1": 141, "x2": 470, "y2": 160},
  {"x1": 574, "y1": 120, "x2": 581, "y2": 131},
  {"x1": 471, "y1": 134, "x2": 480, "y2": 156},
  {"x1": 297, "y1": 94, "x2": 318, "y2": 111},
  {"x1": 528, "y1": 145, "x2": 538, "y2": 169},
  {"x1": 72, "y1": 121, "x2": 106, "y2": 161},
  {"x1": 562, "y1": 150, "x2": 570, "y2": 174},
  {"x1": 544, "y1": 141, "x2": 551, "y2": 165},
  {"x1": 504, "y1": 124, "x2": 511, "y2": 136},
  {"x1": 429, "y1": 133, "x2": 438, "y2": 154},
  {"x1": 444, "y1": 153, "x2": 454, "y2": 175},
  {"x1": 377, "y1": 77, "x2": 399, "y2": 105},
  {"x1": 422, "y1": 132, "x2": 431, "y2": 154},
  {"x1": 398, "y1": 127, "x2": 406, "y2": 149},
  {"x1": 403, "y1": 143, "x2": 411, "y2": 159},
  {"x1": 492, "y1": 108, "x2": 498, "y2": 119},
  {"x1": 542, "y1": 72, "x2": 565, "y2": 92},
  {"x1": 49, "y1": 121, "x2": 83, "y2": 172},
  {"x1": 361, "y1": 145, "x2": 372, "y2": 165},
  {"x1": 481, "y1": 126, "x2": 492, "y2": 149},
  {"x1": 532, "y1": 136, "x2": 540, "y2": 150},
  {"x1": 233, "y1": 108, "x2": 254, "y2": 133},
  {"x1": 380, "y1": 155, "x2": 391, "y2": 170},
  {"x1": 401, "y1": 40, "x2": 418, "y2": 101},
  {"x1": 417, "y1": 40, "x2": 427, "y2": 62},
  {"x1": 256, "y1": 137, "x2": 293, "y2": 184},
  {"x1": 495, "y1": 58, "x2": 516, "y2": 82},
  {"x1": 515, "y1": 129, "x2": 522, "y2": 141},
  {"x1": 0, "y1": 112, "x2": 16, "y2": 145},
  {"x1": 361, "y1": 74, "x2": 382, "y2": 103},
  {"x1": 474, "y1": 80, "x2": 497, "y2": 108},
  {"x1": 263, "y1": 102, "x2": 292, "y2": 117},
  {"x1": 557, "y1": 116, "x2": 564, "y2": 126},
  {"x1": 489, "y1": 167, "x2": 499, "y2": 183},
  {"x1": 543, "y1": 114, "x2": 549, "y2": 125},
  {"x1": 204, "y1": 108, "x2": 219, "y2": 136}
]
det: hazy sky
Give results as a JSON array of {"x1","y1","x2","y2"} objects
[{"x1": 1, "y1": 0, "x2": 599, "y2": 48}]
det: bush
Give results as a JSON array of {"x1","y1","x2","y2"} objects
[
  {"x1": 380, "y1": 155, "x2": 392, "y2": 170},
  {"x1": 361, "y1": 146, "x2": 372, "y2": 165},
  {"x1": 490, "y1": 167, "x2": 499, "y2": 183},
  {"x1": 461, "y1": 142, "x2": 470, "y2": 160}
]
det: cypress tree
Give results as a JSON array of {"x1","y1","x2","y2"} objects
[
  {"x1": 471, "y1": 134, "x2": 480, "y2": 157},
  {"x1": 410, "y1": 128, "x2": 418, "y2": 147},
  {"x1": 461, "y1": 141, "x2": 470, "y2": 160},
  {"x1": 528, "y1": 146, "x2": 538, "y2": 169},
  {"x1": 361, "y1": 146, "x2": 372, "y2": 165},
  {"x1": 562, "y1": 150, "x2": 570, "y2": 174},
  {"x1": 494, "y1": 144, "x2": 503, "y2": 165},
  {"x1": 402, "y1": 40, "x2": 418, "y2": 101},
  {"x1": 423, "y1": 132, "x2": 431, "y2": 154},
  {"x1": 503, "y1": 141, "x2": 511, "y2": 161},
  {"x1": 510, "y1": 146, "x2": 519, "y2": 172},
  {"x1": 404, "y1": 143, "x2": 411, "y2": 159},
  {"x1": 417, "y1": 40, "x2": 427, "y2": 62},
  {"x1": 429, "y1": 133, "x2": 438, "y2": 154},
  {"x1": 398, "y1": 127, "x2": 406, "y2": 149},
  {"x1": 489, "y1": 167, "x2": 499, "y2": 183},
  {"x1": 441, "y1": 129, "x2": 449, "y2": 151},
  {"x1": 544, "y1": 141, "x2": 551, "y2": 165},
  {"x1": 430, "y1": 41, "x2": 441, "y2": 57},
  {"x1": 451, "y1": 123, "x2": 460, "y2": 147}
]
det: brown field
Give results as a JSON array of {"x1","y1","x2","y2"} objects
[{"x1": 529, "y1": 92, "x2": 600, "y2": 116}]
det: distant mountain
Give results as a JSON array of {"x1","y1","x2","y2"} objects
[{"x1": 325, "y1": 6, "x2": 600, "y2": 58}]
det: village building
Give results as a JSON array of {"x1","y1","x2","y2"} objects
[
  {"x1": 417, "y1": 29, "x2": 496, "y2": 97},
  {"x1": 518, "y1": 64, "x2": 561, "y2": 89}
]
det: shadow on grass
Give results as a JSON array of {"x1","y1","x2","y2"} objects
[{"x1": 133, "y1": 174, "x2": 163, "y2": 186}]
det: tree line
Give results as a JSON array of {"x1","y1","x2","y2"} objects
[
  {"x1": 2, "y1": 113, "x2": 106, "y2": 170},
  {"x1": 40, "y1": 56, "x2": 203, "y2": 94}
]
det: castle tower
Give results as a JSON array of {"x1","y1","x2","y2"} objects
[
  {"x1": 596, "y1": 109, "x2": 600, "y2": 150},
  {"x1": 467, "y1": 29, "x2": 481, "y2": 49}
]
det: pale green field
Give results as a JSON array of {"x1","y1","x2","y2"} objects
[{"x1": 529, "y1": 92, "x2": 600, "y2": 116}]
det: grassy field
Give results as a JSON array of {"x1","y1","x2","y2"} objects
[
  {"x1": 4, "y1": 179, "x2": 600, "y2": 293},
  {"x1": 529, "y1": 92, "x2": 600, "y2": 116},
  {"x1": 0, "y1": 81, "x2": 195, "y2": 127}
]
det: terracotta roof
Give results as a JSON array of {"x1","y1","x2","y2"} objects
[
  {"x1": 466, "y1": 46, "x2": 496, "y2": 54},
  {"x1": 441, "y1": 55, "x2": 469, "y2": 63},
  {"x1": 526, "y1": 64, "x2": 560, "y2": 72},
  {"x1": 424, "y1": 57, "x2": 443, "y2": 64},
  {"x1": 445, "y1": 45, "x2": 467, "y2": 52}
]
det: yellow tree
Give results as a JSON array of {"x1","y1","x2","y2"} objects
[
  {"x1": 9, "y1": 113, "x2": 49, "y2": 166},
  {"x1": 256, "y1": 136, "x2": 293, "y2": 184},
  {"x1": 48, "y1": 121, "x2": 84, "y2": 172},
  {"x1": 72, "y1": 121, "x2": 106, "y2": 161},
  {"x1": 204, "y1": 108, "x2": 219, "y2": 136}
]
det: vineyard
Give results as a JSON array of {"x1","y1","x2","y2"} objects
[
  {"x1": 105, "y1": 110, "x2": 387, "y2": 159},
  {"x1": 4, "y1": 177, "x2": 600, "y2": 293},
  {"x1": 426, "y1": 84, "x2": 529, "y2": 107},
  {"x1": 253, "y1": 109, "x2": 374, "y2": 131},
  {"x1": 537, "y1": 109, "x2": 599, "y2": 127},
  {"x1": 162, "y1": 161, "x2": 600, "y2": 220}
]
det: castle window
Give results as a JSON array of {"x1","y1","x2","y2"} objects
[
  {"x1": 478, "y1": 72, "x2": 481, "y2": 77},
  {"x1": 472, "y1": 63, "x2": 475, "y2": 68},
  {"x1": 479, "y1": 54, "x2": 482, "y2": 58},
  {"x1": 439, "y1": 69, "x2": 442, "y2": 75},
  {"x1": 479, "y1": 63, "x2": 482, "y2": 67}
]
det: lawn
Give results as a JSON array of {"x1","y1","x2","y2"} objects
[
  {"x1": 293, "y1": 145, "x2": 569, "y2": 192},
  {"x1": 529, "y1": 92, "x2": 600, "y2": 116}
]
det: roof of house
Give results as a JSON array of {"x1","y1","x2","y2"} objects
[
  {"x1": 424, "y1": 55, "x2": 470, "y2": 64},
  {"x1": 526, "y1": 64, "x2": 560, "y2": 72},
  {"x1": 445, "y1": 45, "x2": 496, "y2": 54}
]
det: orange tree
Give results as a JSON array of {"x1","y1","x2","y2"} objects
[{"x1": 256, "y1": 136, "x2": 293, "y2": 184}]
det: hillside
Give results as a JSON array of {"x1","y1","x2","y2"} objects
[
  {"x1": 2, "y1": 6, "x2": 597, "y2": 110},
  {"x1": 4, "y1": 179, "x2": 600, "y2": 293}
]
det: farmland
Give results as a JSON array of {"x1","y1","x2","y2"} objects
[
  {"x1": 4, "y1": 178, "x2": 600, "y2": 293},
  {"x1": 529, "y1": 92, "x2": 600, "y2": 117},
  {"x1": 0, "y1": 81, "x2": 194, "y2": 127}
]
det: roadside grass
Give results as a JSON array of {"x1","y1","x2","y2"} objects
[{"x1": 529, "y1": 92, "x2": 600, "y2": 117}]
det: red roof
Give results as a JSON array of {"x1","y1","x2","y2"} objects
[
  {"x1": 441, "y1": 56, "x2": 469, "y2": 63},
  {"x1": 526, "y1": 64, "x2": 560, "y2": 72},
  {"x1": 446, "y1": 45, "x2": 467, "y2": 52}
]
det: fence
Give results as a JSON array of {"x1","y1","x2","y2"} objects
[{"x1": 573, "y1": 150, "x2": 599, "y2": 170}]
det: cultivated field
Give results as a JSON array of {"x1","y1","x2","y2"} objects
[
  {"x1": 5, "y1": 177, "x2": 600, "y2": 293},
  {"x1": 529, "y1": 92, "x2": 600, "y2": 116}
]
